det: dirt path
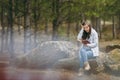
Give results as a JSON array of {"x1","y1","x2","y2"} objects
[
  {"x1": 0, "y1": 47, "x2": 120, "y2": 80},
  {"x1": 0, "y1": 62, "x2": 120, "y2": 80}
]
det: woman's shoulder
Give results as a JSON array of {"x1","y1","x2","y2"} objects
[
  {"x1": 79, "y1": 28, "x2": 84, "y2": 33},
  {"x1": 91, "y1": 28, "x2": 97, "y2": 33},
  {"x1": 91, "y1": 28, "x2": 98, "y2": 36}
]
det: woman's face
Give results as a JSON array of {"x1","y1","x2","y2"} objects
[{"x1": 83, "y1": 24, "x2": 90, "y2": 33}]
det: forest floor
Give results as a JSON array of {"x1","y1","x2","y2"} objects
[
  {"x1": 99, "y1": 39, "x2": 120, "y2": 52},
  {"x1": 0, "y1": 40, "x2": 120, "y2": 80},
  {"x1": 0, "y1": 63, "x2": 120, "y2": 80}
]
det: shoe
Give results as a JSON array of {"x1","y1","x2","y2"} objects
[
  {"x1": 84, "y1": 62, "x2": 91, "y2": 71},
  {"x1": 78, "y1": 68, "x2": 84, "y2": 76}
]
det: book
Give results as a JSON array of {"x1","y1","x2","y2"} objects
[{"x1": 82, "y1": 40, "x2": 90, "y2": 44}]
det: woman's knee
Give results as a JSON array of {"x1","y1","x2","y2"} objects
[{"x1": 80, "y1": 48, "x2": 86, "y2": 54}]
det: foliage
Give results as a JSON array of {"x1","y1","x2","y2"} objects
[{"x1": 0, "y1": 0, "x2": 120, "y2": 38}]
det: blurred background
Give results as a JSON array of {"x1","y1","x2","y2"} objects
[
  {"x1": 0, "y1": 0, "x2": 120, "y2": 54},
  {"x1": 0, "y1": 0, "x2": 120, "y2": 80}
]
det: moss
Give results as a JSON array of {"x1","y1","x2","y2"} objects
[
  {"x1": 109, "y1": 49, "x2": 120, "y2": 63},
  {"x1": 118, "y1": 65, "x2": 120, "y2": 71}
]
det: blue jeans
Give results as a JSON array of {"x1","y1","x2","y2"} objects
[{"x1": 79, "y1": 46, "x2": 96, "y2": 68}]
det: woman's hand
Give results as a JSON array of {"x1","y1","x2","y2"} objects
[
  {"x1": 77, "y1": 39, "x2": 82, "y2": 43},
  {"x1": 82, "y1": 40, "x2": 90, "y2": 44}
]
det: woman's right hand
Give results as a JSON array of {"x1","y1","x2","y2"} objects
[
  {"x1": 82, "y1": 40, "x2": 90, "y2": 44},
  {"x1": 77, "y1": 39, "x2": 82, "y2": 43}
]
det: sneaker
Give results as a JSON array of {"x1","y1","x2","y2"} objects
[
  {"x1": 84, "y1": 62, "x2": 91, "y2": 71},
  {"x1": 78, "y1": 68, "x2": 84, "y2": 76}
]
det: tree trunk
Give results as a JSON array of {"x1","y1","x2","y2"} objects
[
  {"x1": 75, "y1": 21, "x2": 80, "y2": 34},
  {"x1": 33, "y1": 0, "x2": 38, "y2": 47},
  {"x1": 8, "y1": 0, "x2": 14, "y2": 58},
  {"x1": 52, "y1": 18, "x2": 59, "y2": 40},
  {"x1": 24, "y1": 0, "x2": 31, "y2": 53},
  {"x1": 17, "y1": 17, "x2": 21, "y2": 35},
  {"x1": 52, "y1": 0, "x2": 60, "y2": 40},
  {"x1": 5, "y1": 21, "x2": 9, "y2": 52},
  {"x1": 103, "y1": 19, "x2": 105, "y2": 31},
  {"x1": 34, "y1": 16, "x2": 37, "y2": 47},
  {"x1": 45, "y1": 19, "x2": 48, "y2": 34},
  {"x1": 81, "y1": 13, "x2": 86, "y2": 22},
  {"x1": 91, "y1": 16, "x2": 96, "y2": 29},
  {"x1": 76, "y1": 21, "x2": 80, "y2": 47},
  {"x1": 67, "y1": 22, "x2": 70, "y2": 40},
  {"x1": 15, "y1": 0, "x2": 21, "y2": 35},
  {"x1": 0, "y1": 3, "x2": 5, "y2": 53},
  {"x1": 118, "y1": 14, "x2": 120, "y2": 39},
  {"x1": 67, "y1": 1, "x2": 71, "y2": 41},
  {"x1": 12, "y1": 0, "x2": 15, "y2": 21},
  {"x1": 112, "y1": 16, "x2": 116, "y2": 39},
  {"x1": 102, "y1": 19, "x2": 106, "y2": 39},
  {"x1": 119, "y1": 14, "x2": 120, "y2": 30},
  {"x1": 96, "y1": 17, "x2": 101, "y2": 39}
]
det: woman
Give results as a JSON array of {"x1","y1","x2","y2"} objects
[{"x1": 77, "y1": 21, "x2": 99, "y2": 76}]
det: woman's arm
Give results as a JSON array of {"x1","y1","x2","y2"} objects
[
  {"x1": 87, "y1": 30, "x2": 98, "y2": 48},
  {"x1": 77, "y1": 28, "x2": 83, "y2": 42}
]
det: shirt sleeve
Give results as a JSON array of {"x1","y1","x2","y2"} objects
[
  {"x1": 77, "y1": 28, "x2": 83, "y2": 41},
  {"x1": 87, "y1": 30, "x2": 98, "y2": 48}
]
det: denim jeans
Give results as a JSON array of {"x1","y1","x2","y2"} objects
[{"x1": 79, "y1": 45, "x2": 96, "y2": 68}]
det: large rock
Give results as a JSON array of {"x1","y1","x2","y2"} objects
[
  {"x1": 53, "y1": 51, "x2": 106, "y2": 73},
  {"x1": 53, "y1": 56, "x2": 80, "y2": 71},
  {"x1": 87, "y1": 51, "x2": 106, "y2": 73},
  {"x1": 104, "y1": 49, "x2": 120, "y2": 72},
  {"x1": 80, "y1": 51, "x2": 106, "y2": 73},
  {"x1": 106, "y1": 44, "x2": 120, "y2": 53},
  {"x1": 40, "y1": 41, "x2": 78, "y2": 57},
  {"x1": 14, "y1": 41, "x2": 78, "y2": 69},
  {"x1": 13, "y1": 41, "x2": 106, "y2": 73},
  {"x1": 108, "y1": 49, "x2": 120, "y2": 63}
]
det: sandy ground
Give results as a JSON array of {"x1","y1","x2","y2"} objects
[{"x1": 0, "y1": 60, "x2": 120, "y2": 80}]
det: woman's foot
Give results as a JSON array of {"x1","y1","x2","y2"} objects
[
  {"x1": 78, "y1": 68, "x2": 84, "y2": 76},
  {"x1": 84, "y1": 62, "x2": 91, "y2": 71}
]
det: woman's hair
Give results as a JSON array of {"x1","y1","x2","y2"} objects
[{"x1": 81, "y1": 21, "x2": 91, "y2": 39}]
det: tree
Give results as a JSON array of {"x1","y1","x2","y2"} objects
[
  {"x1": 0, "y1": 1, "x2": 5, "y2": 53},
  {"x1": 24, "y1": 0, "x2": 31, "y2": 53},
  {"x1": 52, "y1": 0, "x2": 60, "y2": 40},
  {"x1": 33, "y1": 0, "x2": 38, "y2": 47},
  {"x1": 8, "y1": 0, "x2": 14, "y2": 58}
]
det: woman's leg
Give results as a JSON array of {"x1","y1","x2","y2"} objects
[
  {"x1": 79, "y1": 47, "x2": 86, "y2": 68},
  {"x1": 83, "y1": 50, "x2": 94, "y2": 63},
  {"x1": 79, "y1": 47, "x2": 94, "y2": 68}
]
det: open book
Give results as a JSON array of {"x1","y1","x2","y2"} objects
[{"x1": 82, "y1": 40, "x2": 90, "y2": 44}]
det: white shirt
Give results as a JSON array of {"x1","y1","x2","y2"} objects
[{"x1": 77, "y1": 28, "x2": 99, "y2": 57}]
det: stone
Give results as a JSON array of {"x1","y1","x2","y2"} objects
[
  {"x1": 104, "y1": 49, "x2": 120, "y2": 72},
  {"x1": 106, "y1": 44, "x2": 120, "y2": 53},
  {"x1": 14, "y1": 41, "x2": 78, "y2": 69}
]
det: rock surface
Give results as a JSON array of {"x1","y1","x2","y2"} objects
[
  {"x1": 104, "y1": 49, "x2": 120, "y2": 73},
  {"x1": 106, "y1": 44, "x2": 120, "y2": 53},
  {"x1": 53, "y1": 51, "x2": 106, "y2": 73},
  {"x1": 13, "y1": 41, "x2": 108, "y2": 73},
  {"x1": 14, "y1": 41, "x2": 78, "y2": 69}
]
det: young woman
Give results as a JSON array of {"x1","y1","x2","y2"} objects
[{"x1": 77, "y1": 21, "x2": 99, "y2": 76}]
